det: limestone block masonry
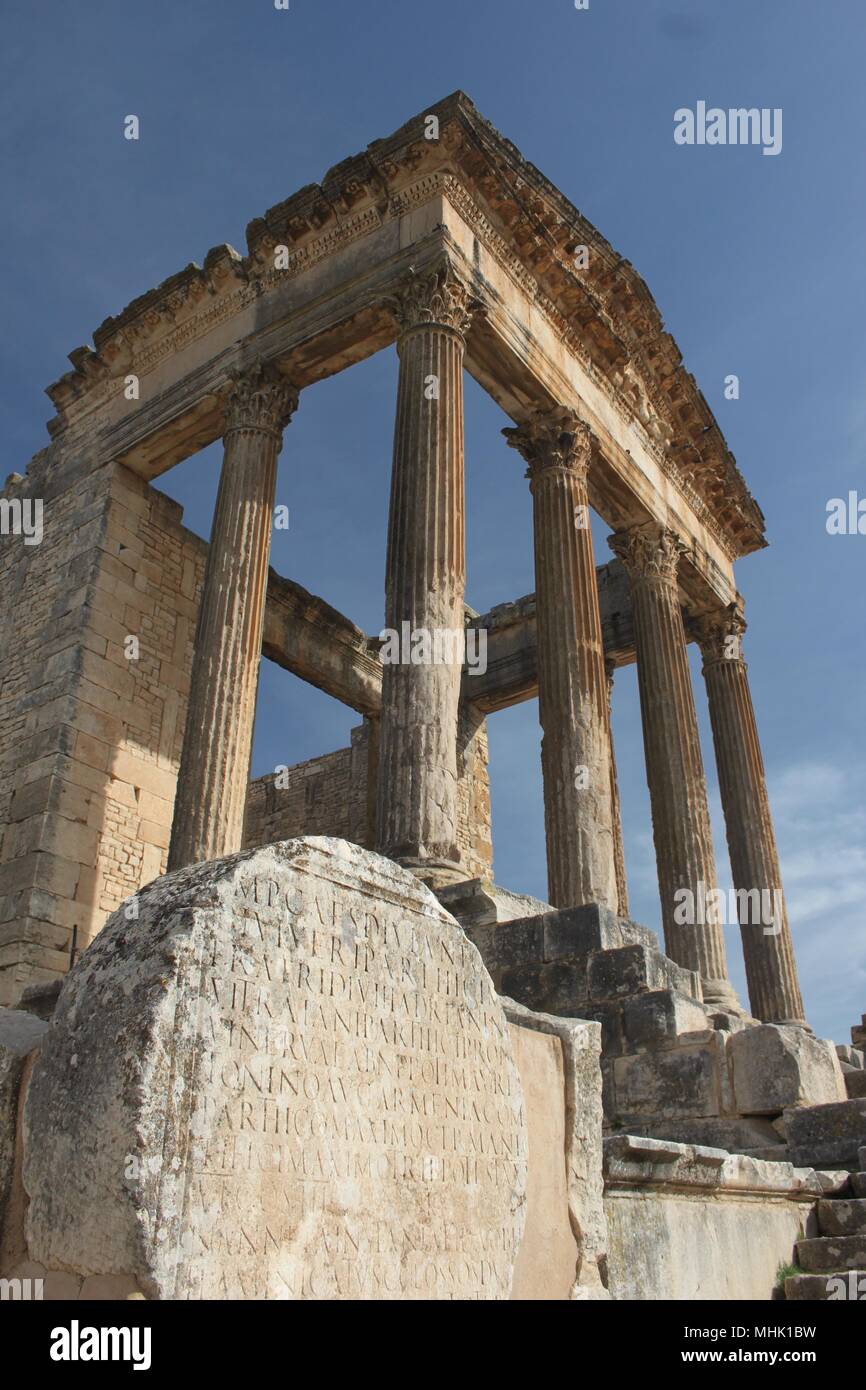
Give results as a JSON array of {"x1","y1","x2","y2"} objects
[{"x1": 23, "y1": 838, "x2": 528, "y2": 1300}]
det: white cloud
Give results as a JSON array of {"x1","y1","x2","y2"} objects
[{"x1": 768, "y1": 760, "x2": 866, "y2": 1043}]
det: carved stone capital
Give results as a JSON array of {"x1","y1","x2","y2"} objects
[
  {"x1": 693, "y1": 603, "x2": 748, "y2": 666},
  {"x1": 223, "y1": 362, "x2": 299, "y2": 442},
  {"x1": 503, "y1": 411, "x2": 593, "y2": 489},
  {"x1": 386, "y1": 261, "x2": 481, "y2": 340},
  {"x1": 608, "y1": 523, "x2": 685, "y2": 587}
]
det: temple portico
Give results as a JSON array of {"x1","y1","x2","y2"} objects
[{"x1": 0, "y1": 92, "x2": 806, "y2": 1043}]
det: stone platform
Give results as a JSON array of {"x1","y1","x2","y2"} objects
[{"x1": 445, "y1": 896, "x2": 849, "y2": 1157}]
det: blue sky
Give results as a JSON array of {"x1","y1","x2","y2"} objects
[{"x1": 3, "y1": 0, "x2": 864, "y2": 1042}]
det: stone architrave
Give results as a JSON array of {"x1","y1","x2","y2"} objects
[
  {"x1": 609, "y1": 524, "x2": 739, "y2": 1011},
  {"x1": 168, "y1": 362, "x2": 299, "y2": 872},
  {"x1": 503, "y1": 414, "x2": 617, "y2": 911},
  {"x1": 375, "y1": 261, "x2": 479, "y2": 884},
  {"x1": 24, "y1": 839, "x2": 527, "y2": 1301}
]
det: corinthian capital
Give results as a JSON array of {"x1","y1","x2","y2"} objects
[
  {"x1": 608, "y1": 523, "x2": 685, "y2": 586},
  {"x1": 223, "y1": 361, "x2": 299, "y2": 441},
  {"x1": 502, "y1": 410, "x2": 593, "y2": 488},
  {"x1": 386, "y1": 260, "x2": 481, "y2": 339},
  {"x1": 692, "y1": 603, "x2": 747, "y2": 666}
]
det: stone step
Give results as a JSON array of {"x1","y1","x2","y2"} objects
[
  {"x1": 845, "y1": 1070, "x2": 866, "y2": 1099},
  {"x1": 796, "y1": 1234, "x2": 866, "y2": 1273},
  {"x1": 817, "y1": 1198, "x2": 866, "y2": 1237},
  {"x1": 785, "y1": 1270, "x2": 866, "y2": 1301},
  {"x1": 740, "y1": 1146, "x2": 790, "y2": 1162},
  {"x1": 586, "y1": 943, "x2": 696, "y2": 1002},
  {"x1": 851, "y1": 1172, "x2": 866, "y2": 1198},
  {"x1": 836, "y1": 1044, "x2": 865, "y2": 1071},
  {"x1": 785, "y1": 1098, "x2": 866, "y2": 1170}
]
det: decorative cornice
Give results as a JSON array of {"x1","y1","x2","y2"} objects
[
  {"x1": 223, "y1": 362, "x2": 299, "y2": 442},
  {"x1": 39, "y1": 93, "x2": 766, "y2": 558},
  {"x1": 608, "y1": 524, "x2": 685, "y2": 587},
  {"x1": 383, "y1": 260, "x2": 482, "y2": 339},
  {"x1": 502, "y1": 411, "x2": 593, "y2": 489},
  {"x1": 692, "y1": 603, "x2": 748, "y2": 667}
]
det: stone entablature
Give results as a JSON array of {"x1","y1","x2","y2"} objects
[{"x1": 39, "y1": 94, "x2": 762, "y2": 601}]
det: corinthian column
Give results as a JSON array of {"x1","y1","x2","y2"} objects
[
  {"x1": 168, "y1": 363, "x2": 298, "y2": 870},
  {"x1": 375, "y1": 261, "x2": 478, "y2": 883},
  {"x1": 605, "y1": 659, "x2": 630, "y2": 918},
  {"x1": 609, "y1": 524, "x2": 739, "y2": 1010},
  {"x1": 694, "y1": 606, "x2": 806, "y2": 1025},
  {"x1": 504, "y1": 414, "x2": 617, "y2": 910}
]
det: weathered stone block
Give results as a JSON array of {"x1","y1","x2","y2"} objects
[
  {"x1": 623, "y1": 990, "x2": 708, "y2": 1049},
  {"x1": 785, "y1": 1271, "x2": 866, "y2": 1300},
  {"x1": 817, "y1": 1198, "x2": 866, "y2": 1238},
  {"x1": 502, "y1": 1001, "x2": 609, "y2": 1300},
  {"x1": 463, "y1": 919, "x2": 544, "y2": 987},
  {"x1": 588, "y1": 945, "x2": 653, "y2": 999},
  {"x1": 1, "y1": 1007, "x2": 49, "y2": 1242},
  {"x1": 540, "y1": 904, "x2": 653, "y2": 960},
  {"x1": 502, "y1": 959, "x2": 589, "y2": 1018},
  {"x1": 612, "y1": 1041, "x2": 723, "y2": 1119},
  {"x1": 785, "y1": 1099, "x2": 866, "y2": 1170},
  {"x1": 24, "y1": 839, "x2": 528, "y2": 1301},
  {"x1": 797, "y1": 1234, "x2": 866, "y2": 1273},
  {"x1": 730, "y1": 1024, "x2": 847, "y2": 1116},
  {"x1": 845, "y1": 1070, "x2": 866, "y2": 1099},
  {"x1": 575, "y1": 1001, "x2": 625, "y2": 1056}
]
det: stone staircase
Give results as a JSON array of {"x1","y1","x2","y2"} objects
[
  {"x1": 437, "y1": 894, "x2": 849, "y2": 1154},
  {"x1": 837, "y1": 1019, "x2": 866, "y2": 1099},
  {"x1": 785, "y1": 1146, "x2": 866, "y2": 1300}
]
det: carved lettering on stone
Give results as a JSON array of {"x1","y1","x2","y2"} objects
[{"x1": 24, "y1": 838, "x2": 527, "y2": 1300}]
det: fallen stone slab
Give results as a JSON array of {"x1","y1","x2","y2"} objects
[{"x1": 24, "y1": 838, "x2": 528, "y2": 1301}]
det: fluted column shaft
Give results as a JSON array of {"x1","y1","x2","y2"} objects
[
  {"x1": 605, "y1": 659, "x2": 630, "y2": 917},
  {"x1": 505, "y1": 415, "x2": 617, "y2": 909},
  {"x1": 696, "y1": 608, "x2": 806, "y2": 1025},
  {"x1": 610, "y1": 525, "x2": 738, "y2": 1009},
  {"x1": 375, "y1": 264, "x2": 476, "y2": 876},
  {"x1": 168, "y1": 365, "x2": 298, "y2": 870}
]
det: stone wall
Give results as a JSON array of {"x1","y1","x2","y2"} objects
[
  {"x1": 0, "y1": 456, "x2": 205, "y2": 1004},
  {"x1": 604, "y1": 1135, "x2": 821, "y2": 1300},
  {"x1": 243, "y1": 710, "x2": 493, "y2": 882}
]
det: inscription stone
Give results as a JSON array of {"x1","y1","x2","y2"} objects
[{"x1": 24, "y1": 838, "x2": 527, "y2": 1300}]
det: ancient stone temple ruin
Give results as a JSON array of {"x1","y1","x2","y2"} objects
[{"x1": 1, "y1": 93, "x2": 864, "y2": 1301}]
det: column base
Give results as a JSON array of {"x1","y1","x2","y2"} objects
[
  {"x1": 397, "y1": 858, "x2": 468, "y2": 891},
  {"x1": 701, "y1": 977, "x2": 746, "y2": 1015}
]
